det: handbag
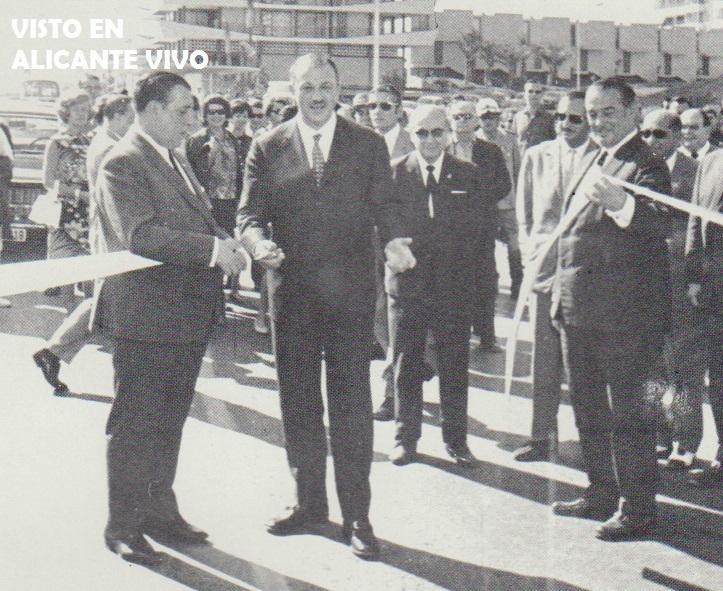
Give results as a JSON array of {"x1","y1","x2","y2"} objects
[{"x1": 28, "y1": 181, "x2": 62, "y2": 228}]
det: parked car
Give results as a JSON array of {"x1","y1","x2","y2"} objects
[{"x1": 0, "y1": 98, "x2": 57, "y2": 262}]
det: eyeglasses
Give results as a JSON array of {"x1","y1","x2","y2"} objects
[
  {"x1": 479, "y1": 113, "x2": 500, "y2": 120},
  {"x1": 526, "y1": 89, "x2": 543, "y2": 95},
  {"x1": 207, "y1": 108, "x2": 226, "y2": 115},
  {"x1": 555, "y1": 113, "x2": 584, "y2": 124},
  {"x1": 640, "y1": 128, "x2": 669, "y2": 139},
  {"x1": 249, "y1": 113, "x2": 264, "y2": 119},
  {"x1": 451, "y1": 112, "x2": 475, "y2": 121},
  {"x1": 414, "y1": 128, "x2": 447, "y2": 139},
  {"x1": 367, "y1": 101, "x2": 395, "y2": 112}
]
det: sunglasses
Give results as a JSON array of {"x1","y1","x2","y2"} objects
[
  {"x1": 555, "y1": 113, "x2": 584, "y2": 124},
  {"x1": 452, "y1": 113, "x2": 475, "y2": 121},
  {"x1": 480, "y1": 113, "x2": 500, "y2": 120},
  {"x1": 368, "y1": 101, "x2": 396, "y2": 112},
  {"x1": 640, "y1": 128, "x2": 669, "y2": 139},
  {"x1": 249, "y1": 113, "x2": 264, "y2": 119},
  {"x1": 207, "y1": 108, "x2": 226, "y2": 115},
  {"x1": 526, "y1": 89, "x2": 543, "y2": 94},
  {"x1": 415, "y1": 128, "x2": 447, "y2": 139},
  {"x1": 353, "y1": 105, "x2": 369, "y2": 114}
]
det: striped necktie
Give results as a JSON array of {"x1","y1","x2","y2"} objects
[{"x1": 312, "y1": 133, "x2": 325, "y2": 186}]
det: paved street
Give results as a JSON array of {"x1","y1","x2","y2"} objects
[{"x1": 1, "y1": 257, "x2": 722, "y2": 591}]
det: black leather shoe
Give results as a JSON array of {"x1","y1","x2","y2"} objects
[
  {"x1": 373, "y1": 398, "x2": 394, "y2": 421},
  {"x1": 445, "y1": 443, "x2": 477, "y2": 468},
  {"x1": 513, "y1": 440, "x2": 558, "y2": 463},
  {"x1": 33, "y1": 348, "x2": 68, "y2": 393},
  {"x1": 552, "y1": 496, "x2": 617, "y2": 521},
  {"x1": 687, "y1": 464, "x2": 723, "y2": 488},
  {"x1": 105, "y1": 528, "x2": 163, "y2": 566},
  {"x1": 343, "y1": 521, "x2": 379, "y2": 560},
  {"x1": 389, "y1": 444, "x2": 417, "y2": 466},
  {"x1": 595, "y1": 511, "x2": 656, "y2": 541},
  {"x1": 143, "y1": 515, "x2": 209, "y2": 544},
  {"x1": 265, "y1": 506, "x2": 328, "y2": 536}
]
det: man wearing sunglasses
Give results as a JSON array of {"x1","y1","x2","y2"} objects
[
  {"x1": 511, "y1": 80, "x2": 556, "y2": 155},
  {"x1": 639, "y1": 109, "x2": 703, "y2": 472},
  {"x1": 368, "y1": 84, "x2": 416, "y2": 422},
  {"x1": 351, "y1": 92, "x2": 373, "y2": 128},
  {"x1": 385, "y1": 105, "x2": 493, "y2": 468},
  {"x1": 550, "y1": 78, "x2": 671, "y2": 541},
  {"x1": 514, "y1": 90, "x2": 594, "y2": 464}
]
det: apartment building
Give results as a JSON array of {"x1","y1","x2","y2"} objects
[{"x1": 656, "y1": 0, "x2": 723, "y2": 30}]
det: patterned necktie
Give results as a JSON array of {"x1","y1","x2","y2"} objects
[
  {"x1": 312, "y1": 133, "x2": 325, "y2": 186},
  {"x1": 426, "y1": 164, "x2": 437, "y2": 219}
]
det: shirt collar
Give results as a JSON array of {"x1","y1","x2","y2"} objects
[
  {"x1": 135, "y1": 124, "x2": 174, "y2": 164},
  {"x1": 666, "y1": 150, "x2": 678, "y2": 171},
  {"x1": 296, "y1": 113, "x2": 337, "y2": 143},
  {"x1": 383, "y1": 124, "x2": 401, "y2": 151},
  {"x1": 417, "y1": 151, "x2": 445, "y2": 182},
  {"x1": 601, "y1": 128, "x2": 638, "y2": 160}
]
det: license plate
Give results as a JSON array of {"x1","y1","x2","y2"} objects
[{"x1": 10, "y1": 227, "x2": 27, "y2": 242}]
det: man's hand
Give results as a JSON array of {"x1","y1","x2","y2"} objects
[
  {"x1": 253, "y1": 239, "x2": 286, "y2": 270},
  {"x1": 585, "y1": 176, "x2": 628, "y2": 212},
  {"x1": 385, "y1": 237, "x2": 416, "y2": 274},
  {"x1": 688, "y1": 283, "x2": 702, "y2": 307},
  {"x1": 216, "y1": 237, "x2": 247, "y2": 276}
]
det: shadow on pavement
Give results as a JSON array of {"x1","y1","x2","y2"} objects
[{"x1": 641, "y1": 567, "x2": 713, "y2": 591}]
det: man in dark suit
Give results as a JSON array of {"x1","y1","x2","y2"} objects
[
  {"x1": 386, "y1": 105, "x2": 493, "y2": 467},
  {"x1": 237, "y1": 54, "x2": 415, "y2": 559},
  {"x1": 550, "y1": 78, "x2": 672, "y2": 541},
  {"x1": 94, "y1": 71, "x2": 246, "y2": 565},
  {"x1": 686, "y1": 149, "x2": 723, "y2": 487}
]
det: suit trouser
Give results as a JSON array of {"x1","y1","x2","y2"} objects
[
  {"x1": 373, "y1": 231, "x2": 389, "y2": 351},
  {"x1": 705, "y1": 286, "x2": 723, "y2": 461},
  {"x1": 106, "y1": 338, "x2": 206, "y2": 531},
  {"x1": 530, "y1": 291, "x2": 564, "y2": 441},
  {"x1": 394, "y1": 297, "x2": 470, "y2": 449},
  {"x1": 274, "y1": 300, "x2": 374, "y2": 524},
  {"x1": 46, "y1": 296, "x2": 94, "y2": 363},
  {"x1": 473, "y1": 239, "x2": 498, "y2": 344},
  {"x1": 497, "y1": 208, "x2": 523, "y2": 296},
  {"x1": 558, "y1": 323, "x2": 661, "y2": 517}
]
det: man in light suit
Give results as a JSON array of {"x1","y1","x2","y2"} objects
[
  {"x1": 237, "y1": 54, "x2": 415, "y2": 559},
  {"x1": 94, "y1": 71, "x2": 246, "y2": 565},
  {"x1": 514, "y1": 90, "x2": 595, "y2": 463},
  {"x1": 550, "y1": 78, "x2": 672, "y2": 541},
  {"x1": 386, "y1": 105, "x2": 493, "y2": 467},
  {"x1": 686, "y1": 149, "x2": 723, "y2": 487}
]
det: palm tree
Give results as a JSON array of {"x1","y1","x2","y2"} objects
[
  {"x1": 539, "y1": 44, "x2": 570, "y2": 86},
  {"x1": 477, "y1": 40, "x2": 499, "y2": 86},
  {"x1": 497, "y1": 38, "x2": 531, "y2": 85},
  {"x1": 456, "y1": 29, "x2": 485, "y2": 83}
]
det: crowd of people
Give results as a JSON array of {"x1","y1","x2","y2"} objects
[{"x1": 3, "y1": 56, "x2": 722, "y2": 565}]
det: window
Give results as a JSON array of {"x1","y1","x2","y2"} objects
[
  {"x1": 261, "y1": 11, "x2": 294, "y2": 37},
  {"x1": 410, "y1": 15, "x2": 431, "y2": 31},
  {"x1": 663, "y1": 53, "x2": 672, "y2": 75},
  {"x1": 622, "y1": 51, "x2": 631, "y2": 73},
  {"x1": 570, "y1": 24, "x2": 576, "y2": 47},
  {"x1": 331, "y1": 13, "x2": 347, "y2": 37},
  {"x1": 296, "y1": 12, "x2": 327, "y2": 38},
  {"x1": 434, "y1": 41, "x2": 444, "y2": 65},
  {"x1": 382, "y1": 16, "x2": 394, "y2": 35}
]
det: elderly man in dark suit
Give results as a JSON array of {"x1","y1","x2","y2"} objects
[
  {"x1": 386, "y1": 104, "x2": 494, "y2": 467},
  {"x1": 94, "y1": 71, "x2": 246, "y2": 565},
  {"x1": 550, "y1": 78, "x2": 672, "y2": 541},
  {"x1": 686, "y1": 149, "x2": 723, "y2": 488},
  {"x1": 640, "y1": 109, "x2": 704, "y2": 470},
  {"x1": 237, "y1": 53, "x2": 415, "y2": 559}
]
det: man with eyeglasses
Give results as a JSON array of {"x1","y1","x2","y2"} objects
[
  {"x1": 351, "y1": 92, "x2": 373, "y2": 128},
  {"x1": 237, "y1": 54, "x2": 415, "y2": 559},
  {"x1": 448, "y1": 99, "x2": 511, "y2": 353},
  {"x1": 639, "y1": 109, "x2": 704, "y2": 472},
  {"x1": 513, "y1": 90, "x2": 594, "y2": 463},
  {"x1": 680, "y1": 108, "x2": 716, "y2": 161},
  {"x1": 368, "y1": 84, "x2": 416, "y2": 422},
  {"x1": 385, "y1": 104, "x2": 492, "y2": 468},
  {"x1": 549, "y1": 78, "x2": 671, "y2": 541},
  {"x1": 511, "y1": 80, "x2": 556, "y2": 155}
]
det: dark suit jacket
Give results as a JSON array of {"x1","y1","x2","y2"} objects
[
  {"x1": 470, "y1": 139, "x2": 512, "y2": 208},
  {"x1": 670, "y1": 150, "x2": 698, "y2": 218},
  {"x1": 685, "y1": 149, "x2": 723, "y2": 290},
  {"x1": 385, "y1": 152, "x2": 491, "y2": 316},
  {"x1": 94, "y1": 130, "x2": 226, "y2": 343},
  {"x1": 237, "y1": 115, "x2": 404, "y2": 315},
  {"x1": 552, "y1": 133, "x2": 672, "y2": 333}
]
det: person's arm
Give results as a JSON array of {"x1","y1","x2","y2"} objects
[
  {"x1": 490, "y1": 143, "x2": 511, "y2": 202},
  {"x1": 97, "y1": 152, "x2": 216, "y2": 267},
  {"x1": 367, "y1": 132, "x2": 404, "y2": 246}
]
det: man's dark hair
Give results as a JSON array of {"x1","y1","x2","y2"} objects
[
  {"x1": 229, "y1": 99, "x2": 250, "y2": 117},
  {"x1": 202, "y1": 95, "x2": 231, "y2": 124},
  {"x1": 371, "y1": 84, "x2": 402, "y2": 106},
  {"x1": 589, "y1": 77, "x2": 637, "y2": 107},
  {"x1": 134, "y1": 71, "x2": 191, "y2": 113},
  {"x1": 671, "y1": 96, "x2": 690, "y2": 105}
]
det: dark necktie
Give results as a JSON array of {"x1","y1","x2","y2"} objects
[
  {"x1": 596, "y1": 150, "x2": 608, "y2": 167},
  {"x1": 312, "y1": 133, "x2": 325, "y2": 186},
  {"x1": 691, "y1": 149, "x2": 698, "y2": 160},
  {"x1": 426, "y1": 164, "x2": 437, "y2": 219}
]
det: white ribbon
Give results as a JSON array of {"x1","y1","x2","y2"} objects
[
  {"x1": 504, "y1": 174, "x2": 723, "y2": 397},
  {"x1": 0, "y1": 251, "x2": 161, "y2": 298}
]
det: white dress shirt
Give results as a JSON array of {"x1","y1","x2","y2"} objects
[
  {"x1": 418, "y1": 151, "x2": 444, "y2": 218},
  {"x1": 136, "y1": 125, "x2": 219, "y2": 267},
  {"x1": 559, "y1": 137, "x2": 591, "y2": 192},
  {"x1": 297, "y1": 113, "x2": 336, "y2": 168},
  {"x1": 382, "y1": 124, "x2": 401, "y2": 157},
  {"x1": 680, "y1": 142, "x2": 712, "y2": 161}
]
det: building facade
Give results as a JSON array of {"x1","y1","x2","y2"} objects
[{"x1": 655, "y1": 0, "x2": 723, "y2": 30}]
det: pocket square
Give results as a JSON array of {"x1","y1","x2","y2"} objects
[{"x1": 450, "y1": 190, "x2": 468, "y2": 195}]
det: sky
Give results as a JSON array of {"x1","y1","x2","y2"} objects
[{"x1": 1, "y1": 0, "x2": 661, "y2": 90}]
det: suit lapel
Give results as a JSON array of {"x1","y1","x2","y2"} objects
[
  {"x1": 279, "y1": 122, "x2": 317, "y2": 187},
  {"x1": 562, "y1": 146, "x2": 601, "y2": 212},
  {"x1": 321, "y1": 118, "x2": 352, "y2": 188}
]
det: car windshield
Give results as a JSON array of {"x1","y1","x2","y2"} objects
[{"x1": 2, "y1": 112, "x2": 57, "y2": 155}]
